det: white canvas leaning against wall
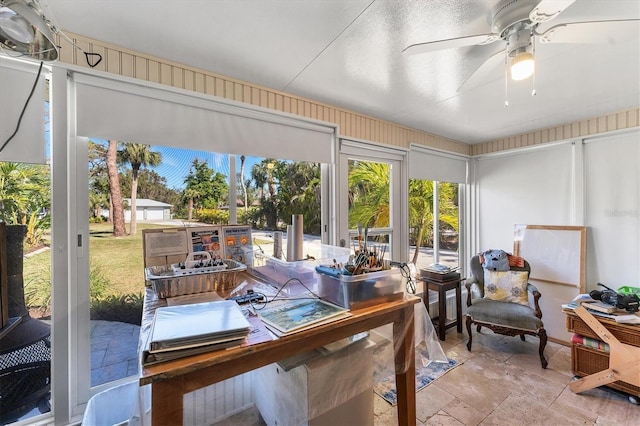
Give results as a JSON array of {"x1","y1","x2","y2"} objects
[{"x1": 514, "y1": 224, "x2": 586, "y2": 291}]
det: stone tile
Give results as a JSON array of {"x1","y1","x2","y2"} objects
[
  {"x1": 425, "y1": 411, "x2": 465, "y2": 426},
  {"x1": 102, "y1": 350, "x2": 137, "y2": 367},
  {"x1": 106, "y1": 334, "x2": 140, "y2": 354},
  {"x1": 464, "y1": 332, "x2": 514, "y2": 363},
  {"x1": 506, "y1": 349, "x2": 573, "y2": 387},
  {"x1": 90, "y1": 348, "x2": 106, "y2": 368},
  {"x1": 543, "y1": 345, "x2": 574, "y2": 381},
  {"x1": 462, "y1": 353, "x2": 566, "y2": 406},
  {"x1": 91, "y1": 338, "x2": 109, "y2": 351},
  {"x1": 431, "y1": 358, "x2": 511, "y2": 416},
  {"x1": 441, "y1": 397, "x2": 485, "y2": 426},
  {"x1": 374, "y1": 405, "x2": 399, "y2": 426},
  {"x1": 480, "y1": 391, "x2": 592, "y2": 425},
  {"x1": 416, "y1": 381, "x2": 456, "y2": 422},
  {"x1": 91, "y1": 361, "x2": 127, "y2": 387},
  {"x1": 443, "y1": 341, "x2": 475, "y2": 364},
  {"x1": 552, "y1": 386, "x2": 638, "y2": 426},
  {"x1": 127, "y1": 358, "x2": 139, "y2": 376},
  {"x1": 91, "y1": 321, "x2": 128, "y2": 337},
  {"x1": 374, "y1": 394, "x2": 394, "y2": 417}
]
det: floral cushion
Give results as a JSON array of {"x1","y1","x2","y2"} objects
[{"x1": 483, "y1": 270, "x2": 529, "y2": 305}]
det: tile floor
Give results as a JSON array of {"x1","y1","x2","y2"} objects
[
  {"x1": 91, "y1": 320, "x2": 140, "y2": 386},
  {"x1": 221, "y1": 327, "x2": 640, "y2": 426}
]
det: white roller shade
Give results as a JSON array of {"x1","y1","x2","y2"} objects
[
  {"x1": 584, "y1": 131, "x2": 639, "y2": 285},
  {"x1": 409, "y1": 145, "x2": 468, "y2": 183},
  {"x1": 73, "y1": 73, "x2": 333, "y2": 163},
  {"x1": 0, "y1": 58, "x2": 47, "y2": 164},
  {"x1": 476, "y1": 143, "x2": 573, "y2": 248}
]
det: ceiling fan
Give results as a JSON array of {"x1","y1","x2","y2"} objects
[
  {"x1": 403, "y1": 0, "x2": 639, "y2": 93},
  {"x1": 0, "y1": 0, "x2": 58, "y2": 61}
]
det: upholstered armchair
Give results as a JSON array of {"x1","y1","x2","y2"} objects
[{"x1": 464, "y1": 254, "x2": 548, "y2": 368}]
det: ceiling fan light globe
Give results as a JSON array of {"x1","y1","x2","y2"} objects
[
  {"x1": 0, "y1": 9, "x2": 34, "y2": 44},
  {"x1": 511, "y1": 51, "x2": 534, "y2": 80}
]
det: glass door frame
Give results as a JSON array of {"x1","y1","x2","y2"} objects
[{"x1": 338, "y1": 138, "x2": 408, "y2": 262}]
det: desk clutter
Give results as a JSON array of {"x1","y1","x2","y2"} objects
[
  {"x1": 420, "y1": 263, "x2": 460, "y2": 282},
  {"x1": 142, "y1": 300, "x2": 250, "y2": 365},
  {"x1": 564, "y1": 284, "x2": 640, "y2": 325},
  {"x1": 140, "y1": 225, "x2": 412, "y2": 366}
]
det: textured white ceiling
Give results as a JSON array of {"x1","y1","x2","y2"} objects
[{"x1": 40, "y1": 0, "x2": 640, "y2": 144}]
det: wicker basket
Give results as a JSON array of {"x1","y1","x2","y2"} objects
[{"x1": 145, "y1": 259, "x2": 246, "y2": 298}]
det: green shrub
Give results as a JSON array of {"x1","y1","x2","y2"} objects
[
  {"x1": 90, "y1": 293, "x2": 144, "y2": 325},
  {"x1": 196, "y1": 208, "x2": 229, "y2": 224},
  {"x1": 24, "y1": 273, "x2": 51, "y2": 318},
  {"x1": 90, "y1": 264, "x2": 109, "y2": 300}
]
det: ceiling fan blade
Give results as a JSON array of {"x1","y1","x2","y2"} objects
[
  {"x1": 403, "y1": 33, "x2": 499, "y2": 55},
  {"x1": 457, "y1": 48, "x2": 505, "y2": 93},
  {"x1": 539, "y1": 19, "x2": 640, "y2": 44},
  {"x1": 529, "y1": 0, "x2": 576, "y2": 23}
]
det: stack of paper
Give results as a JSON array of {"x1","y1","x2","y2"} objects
[
  {"x1": 258, "y1": 298, "x2": 350, "y2": 337},
  {"x1": 143, "y1": 300, "x2": 250, "y2": 365}
]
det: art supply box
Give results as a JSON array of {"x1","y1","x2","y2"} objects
[{"x1": 316, "y1": 267, "x2": 404, "y2": 310}]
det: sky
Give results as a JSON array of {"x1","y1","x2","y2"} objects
[
  {"x1": 44, "y1": 106, "x2": 263, "y2": 190},
  {"x1": 91, "y1": 140, "x2": 263, "y2": 190}
]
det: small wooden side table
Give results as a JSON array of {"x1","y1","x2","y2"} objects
[{"x1": 421, "y1": 277, "x2": 463, "y2": 341}]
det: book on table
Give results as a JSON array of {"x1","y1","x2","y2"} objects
[
  {"x1": 257, "y1": 298, "x2": 350, "y2": 336},
  {"x1": 147, "y1": 300, "x2": 250, "y2": 354},
  {"x1": 580, "y1": 300, "x2": 619, "y2": 314}
]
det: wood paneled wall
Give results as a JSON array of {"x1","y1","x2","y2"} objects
[
  {"x1": 56, "y1": 32, "x2": 470, "y2": 155},
  {"x1": 472, "y1": 107, "x2": 640, "y2": 155},
  {"x1": 55, "y1": 32, "x2": 638, "y2": 157}
]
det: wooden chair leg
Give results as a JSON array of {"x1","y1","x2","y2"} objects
[
  {"x1": 538, "y1": 328, "x2": 548, "y2": 369},
  {"x1": 465, "y1": 315, "x2": 473, "y2": 351}
]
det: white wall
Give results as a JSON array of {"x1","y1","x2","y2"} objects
[
  {"x1": 474, "y1": 130, "x2": 640, "y2": 342},
  {"x1": 124, "y1": 208, "x2": 166, "y2": 221}
]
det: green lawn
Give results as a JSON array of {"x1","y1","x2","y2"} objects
[
  {"x1": 87, "y1": 222, "x2": 168, "y2": 294},
  {"x1": 24, "y1": 222, "x2": 169, "y2": 301}
]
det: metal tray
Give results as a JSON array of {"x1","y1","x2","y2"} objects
[{"x1": 145, "y1": 259, "x2": 247, "y2": 298}]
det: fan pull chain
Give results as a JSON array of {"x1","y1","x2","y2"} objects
[
  {"x1": 504, "y1": 47, "x2": 509, "y2": 107},
  {"x1": 531, "y1": 34, "x2": 537, "y2": 97}
]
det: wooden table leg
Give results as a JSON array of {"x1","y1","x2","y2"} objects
[
  {"x1": 437, "y1": 286, "x2": 446, "y2": 341},
  {"x1": 394, "y1": 305, "x2": 416, "y2": 426},
  {"x1": 152, "y1": 378, "x2": 184, "y2": 425},
  {"x1": 455, "y1": 283, "x2": 462, "y2": 333}
]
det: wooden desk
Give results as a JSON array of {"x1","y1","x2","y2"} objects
[
  {"x1": 139, "y1": 277, "x2": 420, "y2": 425},
  {"x1": 421, "y1": 277, "x2": 463, "y2": 341}
]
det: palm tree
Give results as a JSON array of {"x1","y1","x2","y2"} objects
[
  {"x1": 89, "y1": 192, "x2": 108, "y2": 219},
  {"x1": 240, "y1": 155, "x2": 248, "y2": 212},
  {"x1": 348, "y1": 161, "x2": 390, "y2": 229},
  {"x1": 183, "y1": 187, "x2": 200, "y2": 221},
  {"x1": 408, "y1": 179, "x2": 459, "y2": 264},
  {"x1": 119, "y1": 143, "x2": 162, "y2": 235},
  {"x1": 409, "y1": 179, "x2": 434, "y2": 264},
  {"x1": 106, "y1": 140, "x2": 126, "y2": 237},
  {"x1": 0, "y1": 162, "x2": 51, "y2": 248},
  {"x1": 0, "y1": 162, "x2": 42, "y2": 223}
]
